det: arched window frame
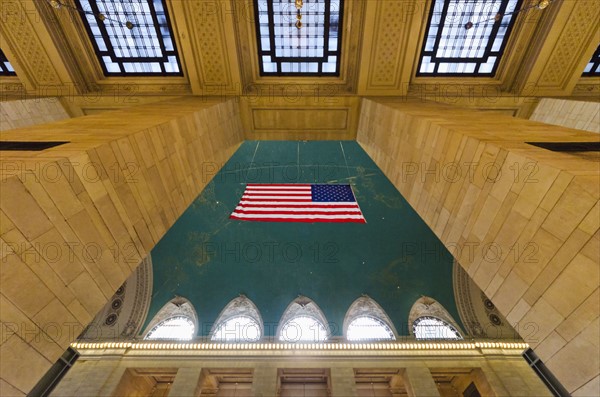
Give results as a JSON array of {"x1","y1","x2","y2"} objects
[
  {"x1": 412, "y1": 315, "x2": 463, "y2": 340},
  {"x1": 277, "y1": 296, "x2": 330, "y2": 342},
  {"x1": 145, "y1": 316, "x2": 196, "y2": 341},
  {"x1": 408, "y1": 296, "x2": 464, "y2": 340},
  {"x1": 343, "y1": 295, "x2": 397, "y2": 341},
  {"x1": 209, "y1": 295, "x2": 263, "y2": 342},
  {"x1": 142, "y1": 296, "x2": 198, "y2": 340}
]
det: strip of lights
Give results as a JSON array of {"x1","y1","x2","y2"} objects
[{"x1": 72, "y1": 341, "x2": 529, "y2": 351}]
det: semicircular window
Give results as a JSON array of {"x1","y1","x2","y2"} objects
[
  {"x1": 211, "y1": 315, "x2": 262, "y2": 342},
  {"x1": 413, "y1": 316, "x2": 462, "y2": 340},
  {"x1": 279, "y1": 315, "x2": 327, "y2": 342},
  {"x1": 347, "y1": 316, "x2": 395, "y2": 341},
  {"x1": 144, "y1": 316, "x2": 195, "y2": 340}
]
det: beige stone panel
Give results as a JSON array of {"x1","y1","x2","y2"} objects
[
  {"x1": 0, "y1": 177, "x2": 54, "y2": 241},
  {"x1": 0, "y1": 244, "x2": 55, "y2": 319},
  {"x1": 0, "y1": 379, "x2": 25, "y2": 397},
  {"x1": 0, "y1": 334, "x2": 52, "y2": 394},
  {"x1": 0, "y1": 209, "x2": 16, "y2": 236},
  {"x1": 252, "y1": 367, "x2": 278, "y2": 397},
  {"x1": 542, "y1": 180, "x2": 597, "y2": 241},
  {"x1": 579, "y1": 201, "x2": 600, "y2": 236},
  {"x1": 402, "y1": 366, "x2": 440, "y2": 397},
  {"x1": 581, "y1": 230, "x2": 599, "y2": 263},
  {"x1": 539, "y1": 171, "x2": 574, "y2": 213},
  {"x1": 556, "y1": 288, "x2": 599, "y2": 343},
  {"x1": 167, "y1": 367, "x2": 201, "y2": 397},
  {"x1": 491, "y1": 271, "x2": 529, "y2": 318},
  {"x1": 546, "y1": 326, "x2": 600, "y2": 393},
  {"x1": 510, "y1": 226, "x2": 562, "y2": 284},
  {"x1": 0, "y1": 297, "x2": 64, "y2": 364},
  {"x1": 3, "y1": 227, "x2": 78, "y2": 308},
  {"x1": 506, "y1": 298, "x2": 532, "y2": 326},
  {"x1": 523, "y1": 228, "x2": 593, "y2": 306},
  {"x1": 31, "y1": 227, "x2": 86, "y2": 286},
  {"x1": 543, "y1": 254, "x2": 598, "y2": 318},
  {"x1": 573, "y1": 375, "x2": 600, "y2": 397},
  {"x1": 68, "y1": 271, "x2": 109, "y2": 318},
  {"x1": 32, "y1": 298, "x2": 82, "y2": 349},
  {"x1": 331, "y1": 367, "x2": 357, "y2": 397},
  {"x1": 535, "y1": 331, "x2": 567, "y2": 362}
]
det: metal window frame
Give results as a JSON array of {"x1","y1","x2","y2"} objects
[
  {"x1": 253, "y1": 0, "x2": 344, "y2": 76},
  {"x1": 417, "y1": 0, "x2": 523, "y2": 77},
  {"x1": 74, "y1": 0, "x2": 183, "y2": 76},
  {"x1": 0, "y1": 49, "x2": 17, "y2": 76},
  {"x1": 582, "y1": 44, "x2": 600, "y2": 77}
]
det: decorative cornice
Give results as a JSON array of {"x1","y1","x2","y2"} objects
[{"x1": 0, "y1": 0, "x2": 61, "y2": 89}]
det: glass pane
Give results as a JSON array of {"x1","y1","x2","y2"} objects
[
  {"x1": 347, "y1": 316, "x2": 395, "y2": 341},
  {"x1": 279, "y1": 316, "x2": 327, "y2": 342},
  {"x1": 418, "y1": 0, "x2": 522, "y2": 76},
  {"x1": 211, "y1": 316, "x2": 261, "y2": 342},
  {"x1": 255, "y1": 0, "x2": 343, "y2": 75},
  {"x1": 75, "y1": 0, "x2": 182, "y2": 76},
  {"x1": 413, "y1": 317, "x2": 462, "y2": 340},
  {"x1": 145, "y1": 316, "x2": 195, "y2": 340}
]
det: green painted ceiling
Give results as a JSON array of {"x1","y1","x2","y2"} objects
[{"x1": 146, "y1": 141, "x2": 461, "y2": 336}]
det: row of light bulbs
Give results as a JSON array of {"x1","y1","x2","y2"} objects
[{"x1": 72, "y1": 341, "x2": 529, "y2": 351}]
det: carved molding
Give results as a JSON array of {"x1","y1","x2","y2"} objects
[
  {"x1": 537, "y1": 1, "x2": 599, "y2": 88},
  {"x1": 79, "y1": 255, "x2": 153, "y2": 341},
  {"x1": 172, "y1": 0, "x2": 242, "y2": 95},
  {"x1": 513, "y1": 0, "x2": 600, "y2": 96},
  {"x1": 453, "y1": 260, "x2": 518, "y2": 340},
  {"x1": 0, "y1": 0, "x2": 62, "y2": 90},
  {"x1": 358, "y1": 0, "x2": 426, "y2": 95}
]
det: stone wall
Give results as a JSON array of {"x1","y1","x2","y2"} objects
[
  {"x1": 51, "y1": 345, "x2": 551, "y2": 397},
  {"x1": 530, "y1": 98, "x2": 600, "y2": 134},
  {"x1": 0, "y1": 98, "x2": 70, "y2": 131},
  {"x1": 357, "y1": 98, "x2": 599, "y2": 396},
  {"x1": 0, "y1": 97, "x2": 244, "y2": 395}
]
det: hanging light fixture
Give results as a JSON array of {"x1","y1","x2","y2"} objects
[
  {"x1": 295, "y1": 0, "x2": 303, "y2": 29},
  {"x1": 47, "y1": 0, "x2": 134, "y2": 30},
  {"x1": 465, "y1": 0, "x2": 555, "y2": 30}
]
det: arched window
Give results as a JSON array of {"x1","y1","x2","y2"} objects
[
  {"x1": 280, "y1": 315, "x2": 328, "y2": 342},
  {"x1": 413, "y1": 316, "x2": 462, "y2": 340},
  {"x1": 210, "y1": 295, "x2": 263, "y2": 342},
  {"x1": 142, "y1": 296, "x2": 198, "y2": 341},
  {"x1": 145, "y1": 316, "x2": 195, "y2": 340},
  {"x1": 344, "y1": 296, "x2": 397, "y2": 341},
  {"x1": 277, "y1": 296, "x2": 329, "y2": 342},
  {"x1": 408, "y1": 296, "x2": 464, "y2": 340},
  {"x1": 347, "y1": 316, "x2": 395, "y2": 341}
]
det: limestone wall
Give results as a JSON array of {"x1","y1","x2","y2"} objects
[
  {"x1": 357, "y1": 98, "x2": 599, "y2": 395},
  {"x1": 0, "y1": 97, "x2": 244, "y2": 395},
  {"x1": 0, "y1": 98, "x2": 70, "y2": 132},
  {"x1": 51, "y1": 345, "x2": 551, "y2": 397},
  {"x1": 530, "y1": 98, "x2": 600, "y2": 133}
]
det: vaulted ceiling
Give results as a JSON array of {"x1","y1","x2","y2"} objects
[{"x1": 1, "y1": 0, "x2": 599, "y2": 139}]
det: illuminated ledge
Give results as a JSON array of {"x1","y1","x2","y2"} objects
[{"x1": 71, "y1": 341, "x2": 528, "y2": 351}]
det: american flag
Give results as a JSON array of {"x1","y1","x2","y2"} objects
[{"x1": 230, "y1": 184, "x2": 366, "y2": 223}]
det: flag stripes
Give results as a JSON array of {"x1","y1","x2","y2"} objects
[{"x1": 230, "y1": 184, "x2": 366, "y2": 223}]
